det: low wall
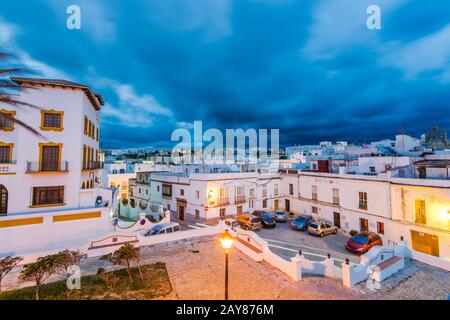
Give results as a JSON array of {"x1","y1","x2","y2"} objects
[
  {"x1": 226, "y1": 223, "x2": 409, "y2": 288},
  {"x1": 0, "y1": 207, "x2": 114, "y2": 258}
]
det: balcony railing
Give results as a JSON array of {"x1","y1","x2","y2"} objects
[
  {"x1": 26, "y1": 161, "x2": 69, "y2": 173},
  {"x1": 234, "y1": 195, "x2": 246, "y2": 204},
  {"x1": 217, "y1": 197, "x2": 229, "y2": 206},
  {"x1": 83, "y1": 161, "x2": 104, "y2": 170}
]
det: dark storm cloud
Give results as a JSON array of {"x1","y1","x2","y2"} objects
[{"x1": 0, "y1": 0, "x2": 449, "y2": 148}]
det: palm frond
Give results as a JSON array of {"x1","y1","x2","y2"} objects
[
  {"x1": 0, "y1": 68, "x2": 21, "y2": 75},
  {"x1": 0, "y1": 95, "x2": 41, "y2": 109},
  {"x1": 0, "y1": 51, "x2": 42, "y2": 136},
  {"x1": 0, "y1": 113, "x2": 44, "y2": 138}
]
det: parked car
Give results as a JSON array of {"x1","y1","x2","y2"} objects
[
  {"x1": 224, "y1": 218, "x2": 240, "y2": 230},
  {"x1": 345, "y1": 232, "x2": 383, "y2": 254},
  {"x1": 237, "y1": 214, "x2": 263, "y2": 231},
  {"x1": 274, "y1": 211, "x2": 288, "y2": 222},
  {"x1": 252, "y1": 211, "x2": 276, "y2": 228},
  {"x1": 307, "y1": 221, "x2": 338, "y2": 237},
  {"x1": 143, "y1": 222, "x2": 180, "y2": 236},
  {"x1": 291, "y1": 215, "x2": 312, "y2": 231}
]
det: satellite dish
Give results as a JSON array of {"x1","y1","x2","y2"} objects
[{"x1": 95, "y1": 196, "x2": 103, "y2": 205}]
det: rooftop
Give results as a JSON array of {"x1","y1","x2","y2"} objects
[{"x1": 11, "y1": 77, "x2": 104, "y2": 110}]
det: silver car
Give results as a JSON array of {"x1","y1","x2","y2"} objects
[
  {"x1": 273, "y1": 210, "x2": 288, "y2": 222},
  {"x1": 307, "y1": 221, "x2": 338, "y2": 237}
]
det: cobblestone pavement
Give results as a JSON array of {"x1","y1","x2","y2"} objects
[
  {"x1": 138, "y1": 238, "x2": 372, "y2": 300},
  {"x1": 2, "y1": 236, "x2": 449, "y2": 300},
  {"x1": 257, "y1": 219, "x2": 360, "y2": 263}
]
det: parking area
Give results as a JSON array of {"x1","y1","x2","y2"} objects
[{"x1": 256, "y1": 217, "x2": 361, "y2": 264}]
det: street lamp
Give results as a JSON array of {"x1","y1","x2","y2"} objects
[{"x1": 219, "y1": 230, "x2": 234, "y2": 300}]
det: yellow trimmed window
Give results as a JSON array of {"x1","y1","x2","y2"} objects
[
  {"x1": 0, "y1": 142, "x2": 13, "y2": 163},
  {"x1": 0, "y1": 110, "x2": 16, "y2": 131},
  {"x1": 40, "y1": 110, "x2": 64, "y2": 131},
  {"x1": 39, "y1": 142, "x2": 63, "y2": 172},
  {"x1": 84, "y1": 116, "x2": 88, "y2": 135}
]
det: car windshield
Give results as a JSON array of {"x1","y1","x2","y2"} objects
[
  {"x1": 150, "y1": 225, "x2": 165, "y2": 233},
  {"x1": 276, "y1": 211, "x2": 284, "y2": 215},
  {"x1": 262, "y1": 213, "x2": 273, "y2": 219},
  {"x1": 352, "y1": 235, "x2": 369, "y2": 244},
  {"x1": 251, "y1": 218, "x2": 260, "y2": 223},
  {"x1": 295, "y1": 217, "x2": 307, "y2": 223},
  {"x1": 309, "y1": 223, "x2": 319, "y2": 229}
]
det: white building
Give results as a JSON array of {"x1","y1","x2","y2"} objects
[
  {"x1": 130, "y1": 170, "x2": 282, "y2": 223},
  {"x1": 279, "y1": 169, "x2": 450, "y2": 260},
  {"x1": 0, "y1": 78, "x2": 114, "y2": 255}
]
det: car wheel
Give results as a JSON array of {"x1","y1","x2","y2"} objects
[
  {"x1": 333, "y1": 228, "x2": 338, "y2": 234},
  {"x1": 320, "y1": 232, "x2": 324, "y2": 237}
]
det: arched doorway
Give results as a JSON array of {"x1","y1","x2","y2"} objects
[{"x1": 0, "y1": 185, "x2": 7, "y2": 215}]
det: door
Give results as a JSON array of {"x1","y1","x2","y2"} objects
[
  {"x1": 0, "y1": 185, "x2": 7, "y2": 215},
  {"x1": 333, "y1": 212, "x2": 341, "y2": 228},
  {"x1": 41, "y1": 146, "x2": 60, "y2": 171},
  {"x1": 274, "y1": 199, "x2": 279, "y2": 211},
  {"x1": 360, "y1": 218, "x2": 369, "y2": 232},
  {"x1": 285, "y1": 199, "x2": 290, "y2": 212},
  {"x1": 411, "y1": 231, "x2": 439, "y2": 257},
  {"x1": 178, "y1": 205, "x2": 185, "y2": 221}
]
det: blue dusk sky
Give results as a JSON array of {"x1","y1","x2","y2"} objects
[{"x1": 0, "y1": 0, "x2": 449, "y2": 149}]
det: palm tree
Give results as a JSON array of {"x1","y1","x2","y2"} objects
[{"x1": 0, "y1": 52, "x2": 41, "y2": 136}]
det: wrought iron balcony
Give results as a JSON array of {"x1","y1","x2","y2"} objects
[
  {"x1": 83, "y1": 161, "x2": 104, "y2": 170},
  {"x1": 234, "y1": 195, "x2": 246, "y2": 204},
  {"x1": 217, "y1": 197, "x2": 229, "y2": 206},
  {"x1": 26, "y1": 161, "x2": 69, "y2": 173}
]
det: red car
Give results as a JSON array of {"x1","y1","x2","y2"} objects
[{"x1": 345, "y1": 232, "x2": 383, "y2": 254}]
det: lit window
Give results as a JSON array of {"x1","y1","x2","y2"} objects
[{"x1": 377, "y1": 221, "x2": 385, "y2": 234}]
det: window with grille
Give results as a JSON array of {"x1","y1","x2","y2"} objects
[
  {"x1": 42, "y1": 112, "x2": 62, "y2": 129},
  {"x1": 333, "y1": 188, "x2": 340, "y2": 205},
  {"x1": 162, "y1": 184, "x2": 172, "y2": 197},
  {"x1": 0, "y1": 146, "x2": 11, "y2": 163},
  {"x1": 0, "y1": 185, "x2": 7, "y2": 215},
  {"x1": 0, "y1": 112, "x2": 14, "y2": 130},
  {"x1": 41, "y1": 146, "x2": 60, "y2": 171},
  {"x1": 415, "y1": 200, "x2": 426, "y2": 225},
  {"x1": 359, "y1": 192, "x2": 368, "y2": 210},
  {"x1": 312, "y1": 185, "x2": 318, "y2": 201},
  {"x1": 32, "y1": 186, "x2": 64, "y2": 206}
]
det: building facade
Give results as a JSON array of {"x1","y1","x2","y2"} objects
[{"x1": 0, "y1": 78, "x2": 113, "y2": 255}]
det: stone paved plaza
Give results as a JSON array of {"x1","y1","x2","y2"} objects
[{"x1": 2, "y1": 236, "x2": 449, "y2": 300}]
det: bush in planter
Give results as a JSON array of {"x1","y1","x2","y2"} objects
[{"x1": 349, "y1": 230, "x2": 359, "y2": 237}]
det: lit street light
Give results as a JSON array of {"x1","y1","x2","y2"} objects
[{"x1": 219, "y1": 230, "x2": 234, "y2": 300}]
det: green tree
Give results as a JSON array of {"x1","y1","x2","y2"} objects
[
  {"x1": 19, "y1": 255, "x2": 58, "y2": 300},
  {"x1": 100, "y1": 243, "x2": 143, "y2": 284},
  {"x1": 96, "y1": 268, "x2": 119, "y2": 291},
  {"x1": 53, "y1": 250, "x2": 85, "y2": 278},
  {"x1": 0, "y1": 256, "x2": 23, "y2": 292}
]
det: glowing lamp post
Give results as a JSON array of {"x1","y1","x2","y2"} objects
[{"x1": 220, "y1": 230, "x2": 234, "y2": 300}]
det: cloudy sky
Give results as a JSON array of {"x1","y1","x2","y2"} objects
[{"x1": 1, "y1": 0, "x2": 449, "y2": 149}]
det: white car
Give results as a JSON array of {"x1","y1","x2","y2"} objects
[
  {"x1": 223, "y1": 218, "x2": 240, "y2": 230},
  {"x1": 143, "y1": 222, "x2": 181, "y2": 236}
]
